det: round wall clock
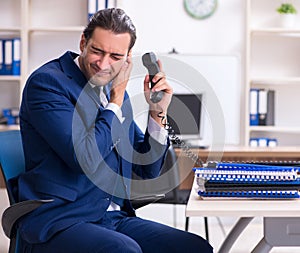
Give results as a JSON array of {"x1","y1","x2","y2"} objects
[{"x1": 184, "y1": 0, "x2": 218, "y2": 19}]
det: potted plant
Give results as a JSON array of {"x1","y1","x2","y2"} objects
[{"x1": 276, "y1": 3, "x2": 297, "y2": 28}]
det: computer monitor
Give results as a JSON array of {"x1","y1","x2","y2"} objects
[{"x1": 167, "y1": 93, "x2": 203, "y2": 144}]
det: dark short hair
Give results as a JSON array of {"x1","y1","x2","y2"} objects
[{"x1": 83, "y1": 8, "x2": 137, "y2": 51}]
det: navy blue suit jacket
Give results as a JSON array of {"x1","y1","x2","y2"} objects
[{"x1": 17, "y1": 51, "x2": 168, "y2": 244}]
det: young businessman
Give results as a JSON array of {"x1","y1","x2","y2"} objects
[{"x1": 17, "y1": 8, "x2": 213, "y2": 253}]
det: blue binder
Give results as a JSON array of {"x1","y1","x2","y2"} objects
[
  {"x1": 0, "y1": 39, "x2": 3, "y2": 75},
  {"x1": 249, "y1": 88, "x2": 259, "y2": 126},
  {"x1": 12, "y1": 38, "x2": 21, "y2": 76},
  {"x1": 88, "y1": 0, "x2": 111, "y2": 21},
  {"x1": 3, "y1": 39, "x2": 13, "y2": 75},
  {"x1": 197, "y1": 190, "x2": 300, "y2": 199},
  {"x1": 194, "y1": 162, "x2": 300, "y2": 199},
  {"x1": 88, "y1": 0, "x2": 97, "y2": 21}
]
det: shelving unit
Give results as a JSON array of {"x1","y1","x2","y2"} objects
[
  {"x1": 0, "y1": 0, "x2": 89, "y2": 131},
  {"x1": 0, "y1": 0, "x2": 22, "y2": 130},
  {"x1": 245, "y1": 0, "x2": 300, "y2": 147},
  {"x1": 2, "y1": 0, "x2": 300, "y2": 147}
]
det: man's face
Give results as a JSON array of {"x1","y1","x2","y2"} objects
[{"x1": 79, "y1": 27, "x2": 131, "y2": 86}]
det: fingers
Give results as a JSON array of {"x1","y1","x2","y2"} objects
[
  {"x1": 121, "y1": 56, "x2": 133, "y2": 79},
  {"x1": 144, "y1": 75, "x2": 151, "y2": 92},
  {"x1": 125, "y1": 55, "x2": 133, "y2": 71},
  {"x1": 144, "y1": 60, "x2": 172, "y2": 96},
  {"x1": 112, "y1": 57, "x2": 133, "y2": 86},
  {"x1": 151, "y1": 75, "x2": 173, "y2": 95}
]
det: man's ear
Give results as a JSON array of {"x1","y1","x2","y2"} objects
[{"x1": 79, "y1": 34, "x2": 86, "y2": 52}]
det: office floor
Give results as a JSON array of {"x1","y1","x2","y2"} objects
[{"x1": 0, "y1": 188, "x2": 299, "y2": 253}]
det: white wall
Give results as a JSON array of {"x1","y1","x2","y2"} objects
[
  {"x1": 119, "y1": 0, "x2": 247, "y2": 145},
  {"x1": 13, "y1": 0, "x2": 247, "y2": 145},
  {"x1": 118, "y1": 0, "x2": 246, "y2": 56}
]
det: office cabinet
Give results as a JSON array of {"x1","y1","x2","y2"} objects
[{"x1": 245, "y1": 0, "x2": 300, "y2": 147}]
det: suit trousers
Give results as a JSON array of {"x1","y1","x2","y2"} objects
[{"x1": 21, "y1": 210, "x2": 213, "y2": 253}]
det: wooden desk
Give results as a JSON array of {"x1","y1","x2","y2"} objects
[{"x1": 175, "y1": 146, "x2": 300, "y2": 190}]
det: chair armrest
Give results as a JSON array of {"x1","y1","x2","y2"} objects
[
  {"x1": 131, "y1": 194, "x2": 165, "y2": 210},
  {"x1": 2, "y1": 199, "x2": 54, "y2": 238}
]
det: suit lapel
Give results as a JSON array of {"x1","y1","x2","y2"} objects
[{"x1": 59, "y1": 51, "x2": 87, "y2": 89}]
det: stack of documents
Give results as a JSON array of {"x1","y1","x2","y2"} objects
[{"x1": 194, "y1": 162, "x2": 300, "y2": 199}]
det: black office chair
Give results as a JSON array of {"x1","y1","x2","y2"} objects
[
  {"x1": 156, "y1": 146, "x2": 209, "y2": 240},
  {"x1": 161, "y1": 146, "x2": 209, "y2": 237}
]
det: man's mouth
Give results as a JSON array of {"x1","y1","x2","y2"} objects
[{"x1": 93, "y1": 68, "x2": 110, "y2": 77}]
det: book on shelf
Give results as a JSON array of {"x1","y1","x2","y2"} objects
[{"x1": 194, "y1": 162, "x2": 300, "y2": 199}]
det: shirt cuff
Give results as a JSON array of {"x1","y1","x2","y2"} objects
[
  {"x1": 148, "y1": 116, "x2": 168, "y2": 145},
  {"x1": 105, "y1": 103, "x2": 125, "y2": 123}
]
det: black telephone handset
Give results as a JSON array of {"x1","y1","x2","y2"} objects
[{"x1": 142, "y1": 52, "x2": 164, "y2": 103}]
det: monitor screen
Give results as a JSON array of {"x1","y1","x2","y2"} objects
[{"x1": 167, "y1": 93, "x2": 202, "y2": 139}]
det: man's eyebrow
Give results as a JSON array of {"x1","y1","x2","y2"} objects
[{"x1": 91, "y1": 46, "x2": 125, "y2": 57}]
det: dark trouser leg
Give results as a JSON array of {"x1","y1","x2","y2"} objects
[
  {"x1": 116, "y1": 216, "x2": 213, "y2": 253},
  {"x1": 23, "y1": 222, "x2": 142, "y2": 253}
]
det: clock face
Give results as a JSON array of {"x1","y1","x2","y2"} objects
[{"x1": 184, "y1": 0, "x2": 218, "y2": 19}]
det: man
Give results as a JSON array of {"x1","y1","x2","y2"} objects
[{"x1": 17, "y1": 8, "x2": 213, "y2": 253}]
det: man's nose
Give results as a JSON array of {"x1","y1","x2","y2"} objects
[{"x1": 97, "y1": 54, "x2": 110, "y2": 70}]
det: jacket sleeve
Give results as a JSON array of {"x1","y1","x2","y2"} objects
[
  {"x1": 21, "y1": 71, "x2": 121, "y2": 175},
  {"x1": 131, "y1": 121, "x2": 170, "y2": 179}
]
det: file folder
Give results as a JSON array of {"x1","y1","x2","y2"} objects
[
  {"x1": 257, "y1": 89, "x2": 275, "y2": 126},
  {"x1": 88, "y1": 0, "x2": 97, "y2": 20},
  {"x1": 249, "y1": 138, "x2": 258, "y2": 147},
  {"x1": 258, "y1": 89, "x2": 267, "y2": 125},
  {"x1": 12, "y1": 38, "x2": 21, "y2": 76},
  {"x1": 0, "y1": 39, "x2": 3, "y2": 75},
  {"x1": 249, "y1": 137, "x2": 278, "y2": 147},
  {"x1": 88, "y1": 0, "x2": 114, "y2": 21},
  {"x1": 3, "y1": 39, "x2": 13, "y2": 75},
  {"x1": 249, "y1": 88, "x2": 259, "y2": 126},
  {"x1": 266, "y1": 90, "x2": 275, "y2": 126},
  {"x1": 97, "y1": 0, "x2": 108, "y2": 10}
]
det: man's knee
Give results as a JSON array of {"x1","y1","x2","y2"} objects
[{"x1": 188, "y1": 233, "x2": 213, "y2": 253}]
